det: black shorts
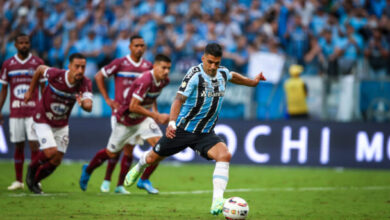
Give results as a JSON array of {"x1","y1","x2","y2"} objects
[{"x1": 153, "y1": 127, "x2": 224, "y2": 160}]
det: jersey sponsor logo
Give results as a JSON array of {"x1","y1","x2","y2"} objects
[
  {"x1": 180, "y1": 81, "x2": 187, "y2": 89},
  {"x1": 12, "y1": 100, "x2": 36, "y2": 108},
  {"x1": 106, "y1": 65, "x2": 116, "y2": 74},
  {"x1": 200, "y1": 90, "x2": 225, "y2": 97},
  {"x1": 46, "y1": 112, "x2": 68, "y2": 121},
  {"x1": 155, "y1": 143, "x2": 160, "y2": 152},
  {"x1": 13, "y1": 84, "x2": 29, "y2": 99},
  {"x1": 50, "y1": 103, "x2": 70, "y2": 115},
  {"x1": 123, "y1": 87, "x2": 130, "y2": 99}
]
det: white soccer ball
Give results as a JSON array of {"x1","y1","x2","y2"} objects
[{"x1": 222, "y1": 197, "x2": 249, "y2": 220}]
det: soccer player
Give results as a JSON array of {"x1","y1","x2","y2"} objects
[
  {"x1": 24, "y1": 53, "x2": 93, "y2": 194},
  {"x1": 124, "y1": 43, "x2": 266, "y2": 215},
  {"x1": 79, "y1": 54, "x2": 171, "y2": 194},
  {"x1": 0, "y1": 33, "x2": 45, "y2": 190},
  {"x1": 93, "y1": 35, "x2": 160, "y2": 194}
]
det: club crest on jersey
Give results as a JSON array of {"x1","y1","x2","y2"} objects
[
  {"x1": 31, "y1": 59, "x2": 37, "y2": 65},
  {"x1": 13, "y1": 84, "x2": 29, "y2": 99},
  {"x1": 50, "y1": 103, "x2": 69, "y2": 115}
]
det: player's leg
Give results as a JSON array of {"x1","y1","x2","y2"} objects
[
  {"x1": 8, "y1": 118, "x2": 26, "y2": 190},
  {"x1": 80, "y1": 123, "x2": 131, "y2": 191},
  {"x1": 101, "y1": 116, "x2": 121, "y2": 192},
  {"x1": 28, "y1": 124, "x2": 69, "y2": 194},
  {"x1": 137, "y1": 136, "x2": 161, "y2": 194},
  {"x1": 206, "y1": 142, "x2": 231, "y2": 215},
  {"x1": 114, "y1": 144, "x2": 134, "y2": 194},
  {"x1": 26, "y1": 117, "x2": 40, "y2": 161},
  {"x1": 125, "y1": 127, "x2": 190, "y2": 187}
]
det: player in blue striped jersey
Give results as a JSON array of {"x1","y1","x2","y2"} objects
[{"x1": 124, "y1": 43, "x2": 266, "y2": 215}]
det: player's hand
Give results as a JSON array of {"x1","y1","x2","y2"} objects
[
  {"x1": 255, "y1": 72, "x2": 266, "y2": 82},
  {"x1": 106, "y1": 99, "x2": 120, "y2": 110},
  {"x1": 166, "y1": 122, "x2": 176, "y2": 139},
  {"x1": 156, "y1": 113, "x2": 170, "y2": 125},
  {"x1": 75, "y1": 92, "x2": 82, "y2": 106},
  {"x1": 24, "y1": 90, "x2": 32, "y2": 103}
]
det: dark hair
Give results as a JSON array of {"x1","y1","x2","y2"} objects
[
  {"x1": 14, "y1": 33, "x2": 29, "y2": 42},
  {"x1": 130, "y1": 35, "x2": 143, "y2": 43},
  {"x1": 69, "y1": 53, "x2": 86, "y2": 62},
  {"x1": 154, "y1": 54, "x2": 171, "y2": 63},
  {"x1": 205, "y1": 43, "x2": 223, "y2": 57}
]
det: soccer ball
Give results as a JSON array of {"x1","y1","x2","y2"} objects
[{"x1": 222, "y1": 197, "x2": 249, "y2": 220}]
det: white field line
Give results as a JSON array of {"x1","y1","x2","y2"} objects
[{"x1": 6, "y1": 186, "x2": 390, "y2": 197}]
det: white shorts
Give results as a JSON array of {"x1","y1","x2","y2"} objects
[
  {"x1": 111, "y1": 115, "x2": 117, "y2": 130},
  {"x1": 33, "y1": 123, "x2": 69, "y2": 153},
  {"x1": 107, "y1": 117, "x2": 162, "y2": 153},
  {"x1": 9, "y1": 117, "x2": 38, "y2": 143}
]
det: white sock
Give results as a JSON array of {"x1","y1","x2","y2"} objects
[
  {"x1": 212, "y1": 162, "x2": 229, "y2": 202},
  {"x1": 134, "y1": 151, "x2": 150, "y2": 172}
]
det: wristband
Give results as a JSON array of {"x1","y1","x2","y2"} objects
[{"x1": 168, "y1": 120, "x2": 176, "y2": 129}]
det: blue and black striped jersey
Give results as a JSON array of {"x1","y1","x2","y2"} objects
[{"x1": 176, "y1": 63, "x2": 232, "y2": 133}]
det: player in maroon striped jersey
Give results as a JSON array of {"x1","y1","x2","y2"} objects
[
  {"x1": 0, "y1": 33, "x2": 45, "y2": 190},
  {"x1": 24, "y1": 53, "x2": 93, "y2": 194},
  {"x1": 93, "y1": 35, "x2": 159, "y2": 194},
  {"x1": 80, "y1": 54, "x2": 171, "y2": 194}
]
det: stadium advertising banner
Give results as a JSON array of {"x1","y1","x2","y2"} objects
[{"x1": 0, "y1": 118, "x2": 389, "y2": 169}]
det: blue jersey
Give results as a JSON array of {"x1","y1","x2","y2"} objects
[{"x1": 176, "y1": 64, "x2": 232, "y2": 133}]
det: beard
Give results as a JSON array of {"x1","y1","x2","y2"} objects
[{"x1": 19, "y1": 49, "x2": 29, "y2": 57}]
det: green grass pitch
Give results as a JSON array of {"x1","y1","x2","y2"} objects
[{"x1": 0, "y1": 161, "x2": 389, "y2": 219}]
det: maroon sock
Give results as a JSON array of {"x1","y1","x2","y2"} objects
[
  {"x1": 29, "y1": 151, "x2": 48, "y2": 171},
  {"x1": 104, "y1": 157, "x2": 119, "y2": 181},
  {"x1": 34, "y1": 162, "x2": 57, "y2": 183},
  {"x1": 14, "y1": 147, "x2": 24, "y2": 182},
  {"x1": 86, "y1": 149, "x2": 109, "y2": 174},
  {"x1": 117, "y1": 155, "x2": 133, "y2": 186},
  {"x1": 140, "y1": 163, "x2": 159, "y2": 180},
  {"x1": 31, "y1": 150, "x2": 39, "y2": 161}
]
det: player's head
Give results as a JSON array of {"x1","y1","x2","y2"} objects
[
  {"x1": 153, "y1": 54, "x2": 171, "y2": 81},
  {"x1": 202, "y1": 43, "x2": 223, "y2": 76},
  {"x1": 68, "y1": 53, "x2": 86, "y2": 82},
  {"x1": 129, "y1": 35, "x2": 145, "y2": 60},
  {"x1": 14, "y1": 33, "x2": 30, "y2": 56}
]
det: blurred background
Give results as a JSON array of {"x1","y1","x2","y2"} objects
[
  {"x1": 1, "y1": 0, "x2": 390, "y2": 122},
  {"x1": 0, "y1": 0, "x2": 389, "y2": 167}
]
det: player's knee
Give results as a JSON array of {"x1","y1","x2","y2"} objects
[
  {"x1": 51, "y1": 153, "x2": 63, "y2": 166},
  {"x1": 106, "y1": 149, "x2": 118, "y2": 159},
  {"x1": 217, "y1": 151, "x2": 231, "y2": 162}
]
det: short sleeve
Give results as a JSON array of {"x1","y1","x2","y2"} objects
[
  {"x1": 80, "y1": 78, "x2": 93, "y2": 101},
  {"x1": 177, "y1": 68, "x2": 199, "y2": 97},
  {"x1": 43, "y1": 67, "x2": 59, "y2": 79},
  {"x1": 132, "y1": 77, "x2": 150, "y2": 102},
  {"x1": 101, "y1": 59, "x2": 120, "y2": 78},
  {"x1": 219, "y1": 67, "x2": 232, "y2": 82},
  {"x1": 0, "y1": 61, "x2": 9, "y2": 84}
]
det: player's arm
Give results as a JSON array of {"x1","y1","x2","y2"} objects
[
  {"x1": 166, "y1": 93, "x2": 187, "y2": 139},
  {"x1": 95, "y1": 71, "x2": 119, "y2": 110},
  {"x1": 129, "y1": 98, "x2": 169, "y2": 124},
  {"x1": 229, "y1": 71, "x2": 266, "y2": 87},
  {"x1": 0, "y1": 83, "x2": 8, "y2": 124},
  {"x1": 24, "y1": 65, "x2": 50, "y2": 102},
  {"x1": 152, "y1": 101, "x2": 158, "y2": 113},
  {"x1": 76, "y1": 91, "x2": 93, "y2": 112}
]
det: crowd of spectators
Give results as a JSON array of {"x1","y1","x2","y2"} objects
[{"x1": 1, "y1": 0, "x2": 390, "y2": 80}]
